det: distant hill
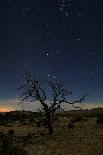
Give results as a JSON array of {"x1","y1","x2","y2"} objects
[{"x1": 0, "y1": 107, "x2": 103, "y2": 118}]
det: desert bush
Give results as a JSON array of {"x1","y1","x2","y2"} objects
[
  {"x1": 0, "y1": 143, "x2": 29, "y2": 155},
  {"x1": 96, "y1": 115, "x2": 103, "y2": 124},
  {"x1": 0, "y1": 132, "x2": 28, "y2": 155},
  {"x1": 7, "y1": 129, "x2": 15, "y2": 137}
]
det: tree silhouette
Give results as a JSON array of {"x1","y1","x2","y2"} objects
[{"x1": 18, "y1": 73, "x2": 88, "y2": 135}]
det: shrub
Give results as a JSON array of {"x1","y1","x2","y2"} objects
[
  {"x1": 7, "y1": 129, "x2": 15, "y2": 136},
  {"x1": 97, "y1": 116, "x2": 103, "y2": 124},
  {"x1": 0, "y1": 143, "x2": 29, "y2": 155}
]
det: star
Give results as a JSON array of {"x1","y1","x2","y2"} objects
[
  {"x1": 90, "y1": 71, "x2": 94, "y2": 75},
  {"x1": 92, "y1": 52, "x2": 96, "y2": 56},
  {"x1": 56, "y1": 50, "x2": 61, "y2": 54},
  {"x1": 52, "y1": 76, "x2": 56, "y2": 79},
  {"x1": 47, "y1": 74, "x2": 56, "y2": 79},
  {"x1": 0, "y1": 0, "x2": 103, "y2": 110},
  {"x1": 65, "y1": 12, "x2": 68, "y2": 17}
]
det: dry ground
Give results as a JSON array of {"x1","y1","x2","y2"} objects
[{"x1": 0, "y1": 113, "x2": 103, "y2": 155}]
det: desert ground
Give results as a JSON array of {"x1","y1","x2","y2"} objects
[{"x1": 0, "y1": 108, "x2": 103, "y2": 155}]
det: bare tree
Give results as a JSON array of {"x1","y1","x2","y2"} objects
[{"x1": 18, "y1": 73, "x2": 88, "y2": 135}]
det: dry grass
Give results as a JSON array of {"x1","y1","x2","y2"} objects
[{"x1": 0, "y1": 111, "x2": 103, "y2": 155}]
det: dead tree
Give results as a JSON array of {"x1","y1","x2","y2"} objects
[{"x1": 18, "y1": 73, "x2": 88, "y2": 135}]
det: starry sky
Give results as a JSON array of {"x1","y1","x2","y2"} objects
[{"x1": 0, "y1": 0, "x2": 103, "y2": 110}]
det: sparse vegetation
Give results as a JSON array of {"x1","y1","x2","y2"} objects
[
  {"x1": 0, "y1": 143, "x2": 29, "y2": 155},
  {"x1": 0, "y1": 109, "x2": 103, "y2": 155},
  {"x1": 97, "y1": 115, "x2": 103, "y2": 124}
]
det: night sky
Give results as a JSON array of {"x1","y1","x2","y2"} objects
[{"x1": 0, "y1": 0, "x2": 103, "y2": 111}]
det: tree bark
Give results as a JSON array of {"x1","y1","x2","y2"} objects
[
  {"x1": 48, "y1": 121, "x2": 53, "y2": 135},
  {"x1": 46, "y1": 114, "x2": 53, "y2": 135}
]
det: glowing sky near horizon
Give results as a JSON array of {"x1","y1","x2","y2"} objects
[
  {"x1": 0, "y1": 107, "x2": 11, "y2": 112},
  {"x1": 0, "y1": 0, "x2": 103, "y2": 110}
]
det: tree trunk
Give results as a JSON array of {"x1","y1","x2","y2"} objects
[
  {"x1": 48, "y1": 121, "x2": 53, "y2": 135},
  {"x1": 46, "y1": 115, "x2": 54, "y2": 135},
  {"x1": 45, "y1": 112, "x2": 54, "y2": 135}
]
